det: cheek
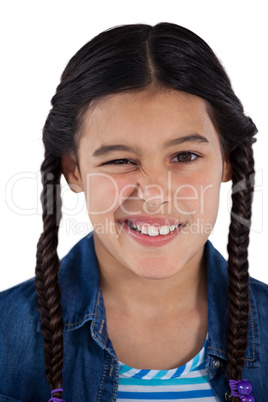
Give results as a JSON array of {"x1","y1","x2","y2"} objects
[
  {"x1": 196, "y1": 174, "x2": 221, "y2": 225},
  {"x1": 173, "y1": 174, "x2": 221, "y2": 222},
  {"x1": 82, "y1": 173, "x2": 133, "y2": 217},
  {"x1": 198, "y1": 181, "x2": 221, "y2": 221}
]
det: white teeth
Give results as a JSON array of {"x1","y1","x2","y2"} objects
[
  {"x1": 148, "y1": 226, "x2": 159, "y2": 237},
  {"x1": 141, "y1": 226, "x2": 148, "y2": 235},
  {"x1": 159, "y1": 226, "x2": 170, "y2": 235},
  {"x1": 127, "y1": 220, "x2": 179, "y2": 236}
]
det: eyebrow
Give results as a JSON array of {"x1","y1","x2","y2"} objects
[{"x1": 92, "y1": 134, "x2": 209, "y2": 158}]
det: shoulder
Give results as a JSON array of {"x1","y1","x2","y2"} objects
[
  {"x1": 0, "y1": 278, "x2": 40, "y2": 363},
  {"x1": 249, "y1": 275, "x2": 268, "y2": 288},
  {"x1": 0, "y1": 279, "x2": 44, "y2": 392},
  {"x1": 249, "y1": 275, "x2": 268, "y2": 303},
  {"x1": 0, "y1": 277, "x2": 38, "y2": 328},
  {"x1": 0, "y1": 279, "x2": 53, "y2": 399},
  {"x1": 0, "y1": 232, "x2": 99, "y2": 333}
]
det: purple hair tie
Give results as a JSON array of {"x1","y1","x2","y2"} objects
[
  {"x1": 229, "y1": 379, "x2": 255, "y2": 402},
  {"x1": 48, "y1": 388, "x2": 65, "y2": 402}
]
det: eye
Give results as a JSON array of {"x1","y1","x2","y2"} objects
[
  {"x1": 101, "y1": 153, "x2": 200, "y2": 167},
  {"x1": 102, "y1": 158, "x2": 133, "y2": 165},
  {"x1": 172, "y1": 152, "x2": 199, "y2": 163}
]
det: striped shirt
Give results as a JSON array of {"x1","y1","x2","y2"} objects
[{"x1": 116, "y1": 335, "x2": 220, "y2": 401}]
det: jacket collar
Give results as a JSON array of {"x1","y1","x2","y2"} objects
[
  {"x1": 57, "y1": 231, "x2": 100, "y2": 331},
  {"x1": 37, "y1": 232, "x2": 260, "y2": 366}
]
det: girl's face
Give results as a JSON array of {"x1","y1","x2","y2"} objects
[{"x1": 62, "y1": 90, "x2": 231, "y2": 279}]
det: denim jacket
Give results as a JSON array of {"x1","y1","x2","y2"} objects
[{"x1": 0, "y1": 231, "x2": 267, "y2": 402}]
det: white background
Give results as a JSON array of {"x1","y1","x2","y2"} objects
[{"x1": 0, "y1": 0, "x2": 267, "y2": 291}]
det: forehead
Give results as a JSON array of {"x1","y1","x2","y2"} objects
[{"x1": 80, "y1": 89, "x2": 219, "y2": 149}]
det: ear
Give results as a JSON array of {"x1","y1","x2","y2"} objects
[
  {"x1": 222, "y1": 153, "x2": 232, "y2": 183},
  {"x1": 61, "y1": 154, "x2": 83, "y2": 193}
]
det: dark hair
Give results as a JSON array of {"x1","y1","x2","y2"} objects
[{"x1": 35, "y1": 23, "x2": 257, "y2": 401}]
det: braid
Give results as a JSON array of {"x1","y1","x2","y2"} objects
[
  {"x1": 35, "y1": 153, "x2": 64, "y2": 399},
  {"x1": 226, "y1": 137, "x2": 255, "y2": 401}
]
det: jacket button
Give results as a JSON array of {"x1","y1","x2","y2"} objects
[
  {"x1": 225, "y1": 390, "x2": 232, "y2": 401},
  {"x1": 213, "y1": 359, "x2": 221, "y2": 370}
]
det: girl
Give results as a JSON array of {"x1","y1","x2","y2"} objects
[{"x1": 0, "y1": 22, "x2": 267, "y2": 402}]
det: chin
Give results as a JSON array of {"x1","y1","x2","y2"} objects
[{"x1": 132, "y1": 259, "x2": 182, "y2": 280}]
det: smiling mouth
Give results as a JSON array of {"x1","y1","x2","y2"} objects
[{"x1": 125, "y1": 219, "x2": 184, "y2": 237}]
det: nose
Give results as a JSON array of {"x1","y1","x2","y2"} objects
[
  {"x1": 136, "y1": 172, "x2": 171, "y2": 207},
  {"x1": 137, "y1": 184, "x2": 165, "y2": 207}
]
